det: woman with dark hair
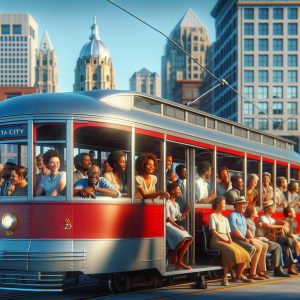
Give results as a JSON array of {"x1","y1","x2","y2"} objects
[
  {"x1": 209, "y1": 196, "x2": 251, "y2": 286},
  {"x1": 7, "y1": 166, "x2": 28, "y2": 196},
  {"x1": 36, "y1": 149, "x2": 66, "y2": 196},
  {"x1": 104, "y1": 151, "x2": 127, "y2": 193},
  {"x1": 166, "y1": 182, "x2": 192, "y2": 270},
  {"x1": 135, "y1": 152, "x2": 168, "y2": 200}
]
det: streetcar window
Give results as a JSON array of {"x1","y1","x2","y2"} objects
[
  {"x1": 291, "y1": 167, "x2": 299, "y2": 181},
  {"x1": 74, "y1": 123, "x2": 131, "y2": 199},
  {"x1": 262, "y1": 161, "x2": 275, "y2": 207},
  {"x1": 247, "y1": 158, "x2": 261, "y2": 207},
  {"x1": 34, "y1": 123, "x2": 67, "y2": 198}
]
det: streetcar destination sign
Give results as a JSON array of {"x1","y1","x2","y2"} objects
[{"x1": 0, "y1": 125, "x2": 27, "y2": 139}]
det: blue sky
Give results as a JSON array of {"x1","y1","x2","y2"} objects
[{"x1": 1, "y1": 0, "x2": 217, "y2": 92}]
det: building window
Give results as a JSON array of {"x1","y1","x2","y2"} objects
[
  {"x1": 287, "y1": 102, "x2": 297, "y2": 115},
  {"x1": 13, "y1": 25, "x2": 21, "y2": 34},
  {"x1": 273, "y1": 70, "x2": 283, "y2": 83},
  {"x1": 288, "y1": 39, "x2": 298, "y2": 51},
  {"x1": 244, "y1": 86, "x2": 254, "y2": 99},
  {"x1": 258, "y1": 119, "x2": 268, "y2": 130},
  {"x1": 244, "y1": 118, "x2": 254, "y2": 128},
  {"x1": 43, "y1": 74, "x2": 47, "y2": 82},
  {"x1": 259, "y1": 39, "x2": 268, "y2": 51},
  {"x1": 273, "y1": 23, "x2": 283, "y2": 35},
  {"x1": 273, "y1": 8, "x2": 283, "y2": 20},
  {"x1": 244, "y1": 102, "x2": 254, "y2": 115},
  {"x1": 272, "y1": 86, "x2": 283, "y2": 99},
  {"x1": 287, "y1": 86, "x2": 297, "y2": 99},
  {"x1": 244, "y1": 23, "x2": 254, "y2": 35},
  {"x1": 259, "y1": 8, "x2": 269, "y2": 19},
  {"x1": 93, "y1": 73, "x2": 97, "y2": 80},
  {"x1": 288, "y1": 119, "x2": 297, "y2": 130},
  {"x1": 259, "y1": 23, "x2": 268, "y2": 35},
  {"x1": 273, "y1": 118, "x2": 283, "y2": 130},
  {"x1": 244, "y1": 8, "x2": 254, "y2": 19},
  {"x1": 258, "y1": 86, "x2": 268, "y2": 99},
  {"x1": 244, "y1": 39, "x2": 254, "y2": 51},
  {"x1": 288, "y1": 55, "x2": 297, "y2": 67},
  {"x1": 273, "y1": 39, "x2": 283, "y2": 51},
  {"x1": 288, "y1": 70, "x2": 297, "y2": 83},
  {"x1": 80, "y1": 75, "x2": 84, "y2": 82},
  {"x1": 258, "y1": 102, "x2": 268, "y2": 114},
  {"x1": 42, "y1": 59, "x2": 47, "y2": 65},
  {"x1": 273, "y1": 55, "x2": 283, "y2": 67},
  {"x1": 244, "y1": 55, "x2": 254, "y2": 67},
  {"x1": 288, "y1": 8, "x2": 298, "y2": 20},
  {"x1": 273, "y1": 102, "x2": 283, "y2": 114},
  {"x1": 1, "y1": 24, "x2": 10, "y2": 35},
  {"x1": 244, "y1": 70, "x2": 254, "y2": 83},
  {"x1": 259, "y1": 70, "x2": 268, "y2": 83},
  {"x1": 288, "y1": 24, "x2": 298, "y2": 35},
  {"x1": 258, "y1": 55, "x2": 268, "y2": 67}
]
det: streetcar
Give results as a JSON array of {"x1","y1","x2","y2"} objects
[{"x1": 0, "y1": 90, "x2": 299, "y2": 292}]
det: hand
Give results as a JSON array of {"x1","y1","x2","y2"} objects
[
  {"x1": 227, "y1": 239, "x2": 232, "y2": 244},
  {"x1": 179, "y1": 226, "x2": 185, "y2": 231},
  {"x1": 209, "y1": 191, "x2": 217, "y2": 201},
  {"x1": 249, "y1": 238, "x2": 255, "y2": 245},
  {"x1": 80, "y1": 187, "x2": 94, "y2": 198},
  {"x1": 7, "y1": 184, "x2": 15, "y2": 196}
]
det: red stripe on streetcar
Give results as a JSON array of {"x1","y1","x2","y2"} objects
[
  {"x1": 136, "y1": 128, "x2": 164, "y2": 139},
  {"x1": 167, "y1": 135, "x2": 214, "y2": 150},
  {"x1": 262, "y1": 157, "x2": 274, "y2": 163},
  {"x1": 276, "y1": 161, "x2": 288, "y2": 167},
  {"x1": 291, "y1": 164, "x2": 300, "y2": 170},
  {"x1": 247, "y1": 154, "x2": 261, "y2": 161},
  {"x1": 74, "y1": 122, "x2": 131, "y2": 132},
  {"x1": 217, "y1": 147, "x2": 244, "y2": 157}
]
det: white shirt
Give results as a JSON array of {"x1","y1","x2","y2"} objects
[{"x1": 195, "y1": 176, "x2": 209, "y2": 202}]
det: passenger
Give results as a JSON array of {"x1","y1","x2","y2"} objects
[
  {"x1": 104, "y1": 151, "x2": 127, "y2": 193},
  {"x1": 7, "y1": 166, "x2": 28, "y2": 196},
  {"x1": 175, "y1": 164, "x2": 187, "y2": 212},
  {"x1": 195, "y1": 161, "x2": 216, "y2": 204},
  {"x1": 262, "y1": 172, "x2": 274, "y2": 206},
  {"x1": 246, "y1": 174, "x2": 259, "y2": 206},
  {"x1": 209, "y1": 196, "x2": 251, "y2": 286},
  {"x1": 244, "y1": 205, "x2": 270, "y2": 279},
  {"x1": 0, "y1": 163, "x2": 3, "y2": 188},
  {"x1": 228, "y1": 196, "x2": 264, "y2": 281},
  {"x1": 224, "y1": 175, "x2": 244, "y2": 205},
  {"x1": 288, "y1": 180, "x2": 300, "y2": 208},
  {"x1": 258, "y1": 200, "x2": 297, "y2": 276},
  {"x1": 166, "y1": 153, "x2": 174, "y2": 180},
  {"x1": 101, "y1": 160, "x2": 112, "y2": 176},
  {"x1": 74, "y1": 165, "x2": 120, "y2": 198},
  {"x1": 35, "y1": 149, "x2": 66, "y2": 196},
  {"x1": 135, "y1": 152, "x2": 169, "y2": 201},
  {"x1": 166, "y1": 182, "x2": 193, "y2": 270},
  {"x1": 275, "y1": 177, "x2": 288, "y2": 208},
  {"x1": 0, "y1": 162, "x2": 17, "y2": 196},
  {"x1": 168, "y1": 171, "x2": 177, "y2": 184},
  {"x1": 216, "y1": 166, "x2": 232, "y2": 197},
  {"x1": 73, "y1": 153, "x2": 92, "y2": 184},
  {"x1": 36, "y1": 154, "x2": 50, "y2": 186},
  {"x1": 89, "y1": 150, "x2": 96, "y2": 164}
]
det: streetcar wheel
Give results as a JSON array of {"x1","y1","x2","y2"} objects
[
  {"x1": 195, "y1": 275, "x2": 207, "y2": 289},
  {"x1": 108, "y1": 273, "x2": 131, "y2": 293}
]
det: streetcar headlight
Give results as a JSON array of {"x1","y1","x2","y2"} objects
[{"x1": 2, "y1": 213, "x2": 17, "y2": 230}]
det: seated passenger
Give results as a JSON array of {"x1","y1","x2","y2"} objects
[
  {"x1": 175, "y1": 164, "x2": 187, "y2": 213},
  {"x1": 0, "y1": 163, "x2": 3, "y2": 189},
  {"x1": 166, "y1": 153, "x2": 174, "y2": 180},
  {"x1": 195, "y1": 161, "x2": 216, "y2": 204},
  {"x1": 135, "y1": 152, "x2": 169, "y2": 201},
  {"x1": 216, "y1": 166, "x2": 232, "y2": 197},
  {"x1": 104, "y1": 151, "x2": 127, "y2": 193},
  {"x1": 74, "y1": 165, "x2": 120, "y2": 198},
  {"x1": 262, "y1": 172, "x2": 274, "y2": 206},
  {"x1": 224, "y1": 175, "x2": 244, "y2": 205},
  {"x1": 209, "y1": 196, "x2": 251, "y2": 286},
  {"x1": 166, "y1": 182, "x2": 192, "y2": 270},
  {"x1": 275, "y1": 177, "x2": 288, "y2": 208},
  {"x1": 101, "y1": 160, "x2": 112, "y2": 176},
  {"x1": 168, "y1": 171, "x2": 177, "y2": 185},
  {"x1": 0, "y1": 162, "x2": 17, "y2": 196},
  {"x1": 7, "y1": 166, "x2": 28, "y2": 196},
  {"x1": 288, "y1": 180, "x2": 300, "y2": 208},
  {"x1": 246, "y1": 174, "x2": 259, "y2": 206},
  {"x1": 36, "y1": 149, "x2": 66, "y2": 196},
  {"x1": 257, "y1": 200, "x2": 296, "y2": 276},
  {"x1": 73, "y1": 152, "x2": 92, "y2": 184},
  {"x1": 36, "y1": 154, "x2": 50, "y2": 186}
]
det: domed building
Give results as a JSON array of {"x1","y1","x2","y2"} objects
[{"x1": 74, "y1": 17, "x2": 115, "y2": 91}]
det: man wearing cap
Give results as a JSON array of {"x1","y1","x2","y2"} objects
[
  {"x1": 257, "y1": 199, "x2": 296, "y2": 276},
  {"x1": 228, "y1": 196, "x2": 265, "y2": 281}
]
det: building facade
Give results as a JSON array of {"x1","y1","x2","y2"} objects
[
  {"x1": 212, "y1": 0, "x2": 300, "y2": 149},
  {"x1": 74, "y1": 17, "x2": 115, "y2": 91},
  {"x1": 35, "y1": 30, "x2": 58, "y2": 93},
  {"x1": 161, "y1": 8, "x2": 210, "y2": 103},
  {"x1": 0, "y1": 13, "x2": 38, "y2": 87},
  {"x1": 129, "y1": 68, "x2": 161, "y2": 97}
]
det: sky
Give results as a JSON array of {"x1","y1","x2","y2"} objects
[{"x1": 1, "y1": 0, "x2": 218, "y2": 92}]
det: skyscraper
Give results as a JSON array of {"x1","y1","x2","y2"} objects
[
  {"x1": 0, "y1": 13, "x2": 38, "y2": 87},
  {"x1": 211, "y1": 0, "x2": 300, "y2": 149},
  {"x1": 129, "y1": 68, "x2": 161, "y2": 97},
  {"x1": 35, "y1": 30, "x2": 58, "y2": 93},
  {"x1": 74, "y1": 17, "x2": 115, "y2": 91},
  {"x1": 161, "y1": 8, "x2": 210, "y2": 103}
]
